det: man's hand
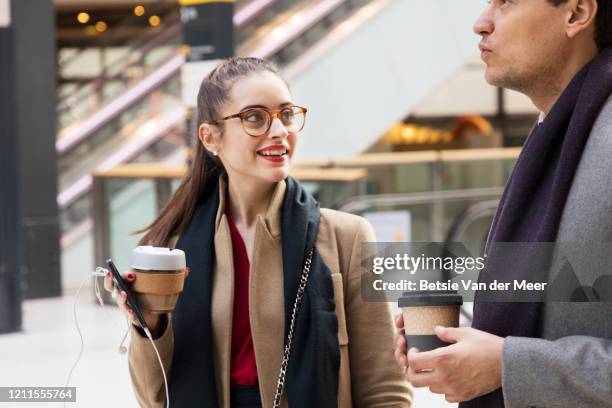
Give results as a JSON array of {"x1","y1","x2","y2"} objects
[{"x1": 394, "y1": 313, "x2": 504, "y2": 403}]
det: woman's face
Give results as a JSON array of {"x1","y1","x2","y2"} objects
[{"x1": 203, "y1": 71, "x2": 299, "y2": 186}]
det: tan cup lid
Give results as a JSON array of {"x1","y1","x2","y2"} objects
[{"x1": 130, "y1": 246, "x2": 186, "y2": 271}]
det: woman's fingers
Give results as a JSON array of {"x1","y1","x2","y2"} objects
[
  {"x1": 395, "y1": 313, "x2": 404, "y2": 329},
  {"x1": 103, "y1": 270, "x2": 135, "y2": 293},
  {"x1": 116, "y1": 291, "x2": 128, "y2": 314},
  {"x1": 103, "y1": 271, "x2": 113, "y2": 292},
  {"x1": 117, "y1": 291, "x2": 140, "y2": 326},
  {"x1": 101, "y1": 270, "x2": 138, "y2": 323}
]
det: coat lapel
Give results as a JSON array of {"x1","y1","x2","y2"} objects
[
  {"x1": 210, "y1": 179, "x2": 287, "y2": 407},
  {"x1": 249, "y1": 181, "x2": 286, "y2": 406}
]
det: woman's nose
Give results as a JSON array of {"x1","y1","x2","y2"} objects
[{"x1": 268, "y1": 117, "x2": 289, "y2": 139}]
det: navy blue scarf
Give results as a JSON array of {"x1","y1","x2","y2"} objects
[
  {"x1": 463, "y1": 48, "x2": 612, "y2": 407},
  {"x1": 169, "y1": 176, "x2": 340, "y2": 407}
]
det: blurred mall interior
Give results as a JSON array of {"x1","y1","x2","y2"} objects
[{"x1": 0, "y1": 0, "x2": 538, "y2": 406}]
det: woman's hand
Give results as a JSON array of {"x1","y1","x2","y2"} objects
[{"x1": 103, "y1": 269, "x2": 161, "y2": 332}]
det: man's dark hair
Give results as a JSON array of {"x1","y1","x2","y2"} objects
[{"x1": 548, "y1": 0, "x2": 612, "y2": 49}]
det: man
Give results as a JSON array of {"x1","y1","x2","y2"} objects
[{"x1": 394, "y1": 0, "x2": 612, "y2": 406}]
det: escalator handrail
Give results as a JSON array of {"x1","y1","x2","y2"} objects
[
  {"x1": 57, "y1": 106, "x2": 186, "y2": 209},
  {"x1": 57, "y1": 21, "x2": 182, "y2": 117},
  {"x1": 58, "y1": 0, "x2": 278, "y2": 117},
  {"x1": 56, "y1": 1, "x2": 290, "y2": 156},
  {"x1": 57, "y1": 0, "x2": 352, "y2": 158},
  {"x1": 250, "y1": 0, "x2": 345, "y2": 58},
  {"x1": 56, "y1": 52, "x2": 185, "y2": 155},
  {"x1": 57, "y1": 0, "x2": 370, "y2": 210},
  {"x1": 234, "y1": 0, "x2": 279, "y2": 27}
]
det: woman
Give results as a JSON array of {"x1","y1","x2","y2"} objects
[{"x1": 104, "y1": 57, "x2": 411, "y2": 408}]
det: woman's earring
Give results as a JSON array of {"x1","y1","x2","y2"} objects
[{"x1": 212, "y1": 151, "x2": 218, "y2": 156}]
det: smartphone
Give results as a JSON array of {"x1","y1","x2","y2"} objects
[{"x1": 106, "y1": 258, "x2": 150, "y2": 333}]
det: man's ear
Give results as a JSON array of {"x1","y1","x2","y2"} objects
[
  {"x1": 565, "y1": 0, "x2": 598, "y2": 40},
  {"x1": 198, "y1": 123, "x2": 220, "y2": 155}
]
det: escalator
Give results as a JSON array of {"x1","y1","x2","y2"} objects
[
  {"x1": 58, "y1": 0, "x2": 375, "y2": 233},
  {"x1": 59, "y1": 0, "x2": 486, "y2": 290}
]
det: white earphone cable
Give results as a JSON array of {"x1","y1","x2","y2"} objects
[
  {"x1": 145, "y1": 327, "x2": 170, "y2": 408},
  {"x1": 63, "y1": 274, "x2": 88, "y2": 408},
  {"x1": 65, "y1": 268, "x2": 170, "y2": 408}
]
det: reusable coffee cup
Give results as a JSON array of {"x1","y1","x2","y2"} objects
[
  {"x1": 129, "y1": 246, "x2": 187, "y2": 314},
  {"x1": 398, "y1": 290, "x2": 463, "y2": 352}
]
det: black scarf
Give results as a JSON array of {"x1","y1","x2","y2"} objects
[
  {"x1": 170, "y1": 176, "x2": 340, "y2": 407},
  {"x1": 462, "y1": 48, "x2": 612, "y2": 407}
]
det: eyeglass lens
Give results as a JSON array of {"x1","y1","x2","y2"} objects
[{"x1": 241, "y1": 107, "x2": 305, "y2": 136}]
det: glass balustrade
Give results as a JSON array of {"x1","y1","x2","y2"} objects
[{"x1": 90, "y1": 149, "x2": 518, "y2": 275}]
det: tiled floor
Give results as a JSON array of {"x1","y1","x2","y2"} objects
[{"x1": 0, "y1": 291, "x2": 455, "y2": 408}]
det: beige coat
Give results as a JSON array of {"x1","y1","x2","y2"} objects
[{"x1": 128, "y1": 180, "x2": 412, "y2": 407}]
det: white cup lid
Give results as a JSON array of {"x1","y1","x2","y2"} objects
[{"x1": 130, "y1": 246, "x2": 186, "y2": 271}]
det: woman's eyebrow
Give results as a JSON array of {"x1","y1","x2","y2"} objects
[{"x1": 239, "y1": 102, "x2": 293, "y2": 111}]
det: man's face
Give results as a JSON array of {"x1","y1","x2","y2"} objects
[{"x1": 473, "y1": 0, "x2": 569, "y2": 92}]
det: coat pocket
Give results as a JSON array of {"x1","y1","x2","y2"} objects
[{"x1": 331, "y1": 273, "x2": 349, "y2": 345}]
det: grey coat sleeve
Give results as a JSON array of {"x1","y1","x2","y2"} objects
[{"x1": 502, "y1": 335, "x2": 612, "y2": 408}]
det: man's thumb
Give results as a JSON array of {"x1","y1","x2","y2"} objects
[{"x1": 434, "y1": 325, "x2": 461, "y2": 343}]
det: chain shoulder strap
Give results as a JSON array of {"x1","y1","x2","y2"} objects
[{"x1": 272, "y1": 249, "x2": 314, "y2": 408}]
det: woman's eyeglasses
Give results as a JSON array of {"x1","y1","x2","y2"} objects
[{"x1": 210, "y1": 105, "x2": 307, "y2": 137}]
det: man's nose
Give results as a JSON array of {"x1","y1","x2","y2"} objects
[{"x1": 473, "y1": 6, "x2": 494, "y2": 37}]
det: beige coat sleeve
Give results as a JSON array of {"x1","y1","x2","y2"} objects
[
  {"x1": 128, "y1": 314, "x2": 173, "y2": 408},
  {"x1": 346, "y1": 219, "x2": 413, "y2": 407}
]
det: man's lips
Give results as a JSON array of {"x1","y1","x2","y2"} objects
[
  {"x1": 479, "y1": 43, "x2": 492, "y2": 60},
  {"x1": 478, "y1": 43, "x2": 492, "y2": 53}
]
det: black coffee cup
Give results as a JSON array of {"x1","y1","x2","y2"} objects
[{"x1": 398, "y1": 291, "x2": 463, "y2": 352}]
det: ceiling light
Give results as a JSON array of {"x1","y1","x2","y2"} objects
[
  {"x1": 77, "y1": 12, "x2": 90, "y2": 24},
  {"x1": 95, "y1": 21, "x2": 107, "y2": 32},
  {"x1": 134, "y1": 5, "x2": 145, "y2": 17},
  {"x1": 148, "y1": 15, "x2": 160, "y2": 27}
]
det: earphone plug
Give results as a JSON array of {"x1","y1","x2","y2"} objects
[
  {"x1": 118, "y1": 320, "x2": 130, "y2": 355},
  {"x1": 93, "y1": 267, "x2": 109, "y2": 277}
]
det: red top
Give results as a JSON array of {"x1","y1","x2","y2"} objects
[{"x1": 226, "y1": 207, "x2": 259, "y2": 386}]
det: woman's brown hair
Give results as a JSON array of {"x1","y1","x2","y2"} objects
[{"x1": 137, "y1": 57, "x2": 281, "y2": 246}]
